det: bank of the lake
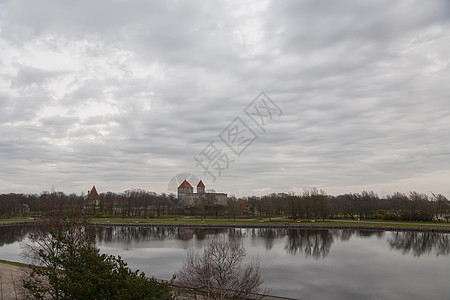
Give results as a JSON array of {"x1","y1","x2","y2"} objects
[
  {"x1": 91, "y1": 221, "x2": 450, "y2": 233},
  {"x1": 0, "y1": 260, "x2": 295, "y2": 300},
  {"x1": 0, "y1": 260, "x2": 28, "y2": 299},
  {"x1": 1, "y1": 218, "x2": 450, "y2": 232}
]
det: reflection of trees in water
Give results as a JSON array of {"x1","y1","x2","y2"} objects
[
  {"x1": 95, "y1": 226, "x2": 227, "y2": 244},
  {"x1": 192, "y1": 228, "x2": 228, "y2": 240},
  {"x1": 329, "y1": 229, "x2": 384, "y2": 241},
  {"x1": 357, "y1": 230, "x2": 384, "y2": 238},
  {"x1": 96, "y1": 227, "x2": 171, "y2": 244},
  {"x1": 388, "y1": 232, "x2": 450, "y2": 257},
  {"x1": 283, "y1": 229, "x2": 384, "y2": 258},
  {"x1": 228, "y1": 228, "x2": 247, "y2": 239},
  {"x1": 331, "y1": 229, "x2": 354, "y2": 241},
  {"x1": 97, "y1": 227, "x2": 183, "y2": 244},
  {"x1": 2, "y1": 225, "x2": 448, "y2": 259},
  {"x1": 0, "y1": 225, "x2": 28, "y2": 246},
  {"x1": 284, "y1": 230, "x2": 334, "y2": 259},
  {"x1": 357, "y1": 230, "x2": 385, "y2": 239},
  {"x1": 0, "y1": 224, "x2": 44, "y2": 247},
  {"x1": 250, "y1": 228, "x2": 286, "y2": 251}
]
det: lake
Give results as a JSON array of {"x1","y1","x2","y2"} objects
[{"x1": 1, "y1": 225, "x2": 449, "y2": 299}]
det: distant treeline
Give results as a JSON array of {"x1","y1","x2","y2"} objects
[{"x1": 0, "y1": 189, "x2": 449, "y2": 222}]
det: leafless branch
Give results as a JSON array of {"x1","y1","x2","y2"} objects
[{"x1": 176, "y1": 237, "x2": 270, "y2": 299}]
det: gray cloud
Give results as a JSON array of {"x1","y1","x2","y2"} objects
[{"x1": 0, "y1": 0, "x2": 449, "y2": 197}]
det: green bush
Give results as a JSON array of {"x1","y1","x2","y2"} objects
[
  {"x1": 382, "y1": 213, "x2": 399, "y2": 220},
  {"x1": 23, "y1": 216, "x2": 173, "y2": 300},
  {"x1": 370, "y1": 213, "x2": 383, "y2": 219}
]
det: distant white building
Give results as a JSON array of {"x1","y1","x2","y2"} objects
[{"x1": 177, "y1": 179, "x2": 227, "y2": 205}]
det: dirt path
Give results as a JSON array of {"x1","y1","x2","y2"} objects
[
  {"x1": 0, "y1": 262, "x2": 293, "y2": 300},
  {"x1": 0, "y1": 262, "x2": 26, "y2": 299}
]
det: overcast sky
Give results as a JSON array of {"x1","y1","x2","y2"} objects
[{"x1": 1, "y1": 0, "x2": 449, "y2": 198}]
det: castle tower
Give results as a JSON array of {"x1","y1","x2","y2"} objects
[
  {"x1": 178, "y1": 179, "x2": 193, "y2": 194},
  {"x1": 87, "y1": 185, "x2": 100, "y2": 208},
  {"x1": 88, "y1": 186, "x2": 99, "y2": 200},
  {"x1": 197, "y1": 180, "x2": 205, "y2": 193}
]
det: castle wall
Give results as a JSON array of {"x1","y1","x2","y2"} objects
[
  {"x1": 178, "y1": 192, "x2": 228, "y2": 206},
  {"x1": 177, "y1": 180, "x2": 227, "y2": 206}
]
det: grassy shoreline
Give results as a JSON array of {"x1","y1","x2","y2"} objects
[
  {"x1": 1, "y1": 217, "x2": 450, "y2": 231},
  {"x1": 0, "y1": 259, "x2": 30, "y2": 268},
  {"x1": 89, "y1": 220, "x2": 450, "y2": 233},
  {"x1": 92, "y1": 217, "x2": 450, "y2": 227}
]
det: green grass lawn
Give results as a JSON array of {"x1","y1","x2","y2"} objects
[
  {"x1": 91, "y1": 218, "x2": 450, "y2": 229},
  {"x1": 0, "y1": 259, "x2": 30, "y2": 268},
  {"x1": 0, "y1": 217, "x2": 36, "y2": 223},
  {"x1": 92, "y1": 218, "x2": 279, "y2": 226},
  {"x1": 1, "y1": 216, "x2": 448, "y2": 229},
  {"x1": 317, "y1": 221, "x2": 450, "y2": 228}
]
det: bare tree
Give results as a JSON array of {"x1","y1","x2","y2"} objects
[
  {"x1": 285, "y1": 193, "x2": 301, "y2": 221},
  {"x1": 176, "y1": 238, "x2": 270, "y2": 299},
  {"x1": 261, "y1": 196, "x2": 275, "y2": 219},
  {"x1": 227, "y1": 197, "x2": 241, "y2": 221},
  {"x1": 310, "y1": 188, "x2": 330, "y2": 221},
  {"x1": 432, "y1": 193, "x2": 449, "y2": 221}
]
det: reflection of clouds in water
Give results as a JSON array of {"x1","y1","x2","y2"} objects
[{"x1": 98, "y1": 246, "x2": 187, "y2": 280}]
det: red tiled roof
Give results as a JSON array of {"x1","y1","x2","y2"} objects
[
  {"x1": 197, "y1": 180, "x2": 205, "y2": 187},
  {"x1": 178, "y1": 180, "x2": 193, "y2": 189},
  {"x1": 88, "y1": 186, "x2": 99, "y2": 199}
]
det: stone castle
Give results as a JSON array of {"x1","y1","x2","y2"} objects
[{"x1": 177, "y1": 179, "x2": 227, "y2": 205}]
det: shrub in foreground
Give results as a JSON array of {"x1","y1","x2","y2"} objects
[{"x1": 22, "y1": 215, "x2": 173, "y2": 300}]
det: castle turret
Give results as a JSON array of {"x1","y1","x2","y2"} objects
[
  {"x1": 88, "y1": 186, "x2": 99, "y2": 200},
  {"x1": 87, "y1": 185, "x2": 100, "y2": 208},
  {"x1": 197, "y1": 180, "x2": 205, "y2": 193},
  {"x1": 178, "y1": 179, "x2": 193, "y2": 194}
]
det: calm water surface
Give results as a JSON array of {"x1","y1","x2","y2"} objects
[{"x1": 1, "y1": 225, "x2": 449, "y2": 299}]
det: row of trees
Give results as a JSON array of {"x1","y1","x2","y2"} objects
[
  {"x1": 0, "y1": 189, "x2": 449, "y2": 222},
  {"x1": 0, "y1": 190, "x2": 177, "y2": 218},
  {"x1": 249, "y1": 190, "x2": 450, "y2": 222}
]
